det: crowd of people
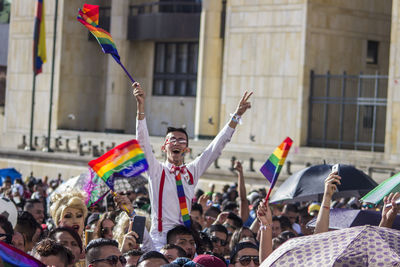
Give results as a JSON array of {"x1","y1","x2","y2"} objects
[{"x1": 0, "y1": 83, "x2": 397, "y2": 267}]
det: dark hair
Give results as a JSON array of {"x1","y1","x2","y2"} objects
[
  {"x1": 229, "y1": 226, "x2": 255, "y2": 251},
  {"x1": 283, "y1": 203, "x2": 298, "y2": 213},
  {"x1": 204, "y1": 206, "x2": 221, "y2": 218},
  {"x1": 230, "y1": 242, "x2": 259, "y2": 263},
  {"x1": 0, "y1": 215, "x2": 13, "y2": 244},
  {"x1": 95, "y1": 212, "x2": 116, "y2": 239},
  {"x1": 166, "y1": 225, "x2": 194, "y2": 244},
  {"x1": 222, "y1": 201, "x2": 238, "y2": 212},
  {"x1": 161, "y1": 244, "x2": 187, "y2": 258},
  {"x1": 197, "y1": 232, "x2": 213, "y2": 254},
  {"x1": 49, "y1": 227, "x2": 83, "y2": 253},
  {"x1": 209, "y1": 224, "x2": 228, "y2": 240},
  {"x1": 32, "y1": 238, "x2": 74, "y2": 267},
  {"x1": 86, "y1": 238, "x2": 119, "y2": 264},
  {"x1": 15, "y1": 211, "x2": 41, "y2": 244},
  {"x1": 166, "y1": 127, "x2": 189, "y2": 146},
  {"x1": 24, "y1": 199, "x2": 42, "y2": 211},
  {"x1": 272, "y1": 230, "x2": 296, "y2": 250},
  {"x1": 137, "y1": 251, "x2": 168, "y2": 265},
  {"x1": 278, "y1": 215, "x2": 293, "y2": 231},
  {"x1": 272, "y1": 215, "x2": 280, "y2": 222},
  {"x1": 195, "y1": 189, "x2": 204, "y2": 200},
  {"x1": 123, "y1": 249, "x2": 144, "y2": 257},
  {"x1": 227, "y1": 212, "x2": 243, "y2": 229},
  {"x1": 191, "y1": 203, "x2": 203, "y2": 216}
]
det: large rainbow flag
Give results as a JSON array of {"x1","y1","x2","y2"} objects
[
  {"x1": 0, "y1": 240, "x2": 45, "y2": 266},
  {"x1": 260, "y1": 137, "x2": 293, "y2": 200},
  {"x1": 33, "y1": 0, "x2": 46, "y2": 75},
  {"x1": 88, "y1": 140, "x2": 148, "y2": 191},
  {"x1": 77, "y1": 3, "x2": 135, "y2": 83}
]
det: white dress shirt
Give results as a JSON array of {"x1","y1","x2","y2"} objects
[{"x1": 136, "y1": 118, "x2": 235, "y2": 250}]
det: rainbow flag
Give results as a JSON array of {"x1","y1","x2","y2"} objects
[
  {"x1": 0, "y1": 240, "x2": 45, "y2": 266},
  {"x1": 76, "y1": 4, "x2": 135, "y2": 82},
  {"x1": 88, "y1": 140, "x2": 148, "y2": 190},
  {"x1": 260, "y1": 137, "x2": 293, "y2": 189},
  {"x1": 33, "y1": 0, "x2": 46, "y2": 75}
]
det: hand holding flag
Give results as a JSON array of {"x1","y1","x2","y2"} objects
[{"x1": 260, "y1": 137, "x2": 293, "y2": 201}]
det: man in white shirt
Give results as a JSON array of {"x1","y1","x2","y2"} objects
[{"x1": 133, "y1": 82, "x2": 252, "y2": 250}]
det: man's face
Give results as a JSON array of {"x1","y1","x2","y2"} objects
[
  {"x1": 190, "y1": 210, "x2": 203, "y2": 225},
  {"x1": 272, "y1": 220, "x2": 282, "y2": 238},
  {"x1": 172, "y1": 234, "x2": 195, "y2": 259},
  {"x1": 160, "y1": 248, "x2": 180, "y2": 262},
  {"x1": 90, "y1": 245, "x2": 123, "y2": 267},
  {"x1": 233, "y1": 248, "x2": 259, "y2": 267},
  {"x1": 224, "y1": 218, "x2": 238, "y2": 234},
  {"x1": 164, "y1": 131, "x2": 188, "y2": 165},
  {"x1": 27, "y1": 203, "x2": 45, "y2": 224},
  {"x1": 210, "y1": 231, "x2": 227, "y2": 255},
  {"x1": 283, "y1": 211, "x2": 298, "y2": 225},
  {"x1": 54, "y1": 231, "x2": 81, "y2": 264}
]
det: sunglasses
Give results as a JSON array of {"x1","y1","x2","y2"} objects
[
  {"x1": 235, "y1": 255, "x2": 260, "y2": 266},
  {"x1": 210, "y1": 236, "x2": 227, "y2": 246},
  {"x1": 166, "y1": 138, "x2": 187, "y2": 145},
  {"x1": 90, "y1": 255, "x2": 127, "y2": 265}
]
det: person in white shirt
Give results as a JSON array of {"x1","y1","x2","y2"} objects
[{"x1": 133, "y1": 82, "x2": 252, "y2": 250}]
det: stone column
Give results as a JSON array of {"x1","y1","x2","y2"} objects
[
  {"x1": 104, "y1": 0, "x2": 130, "y2": 133},
  {"x1": 194, "y1": 0, "x2": 223, "y2": 139}
]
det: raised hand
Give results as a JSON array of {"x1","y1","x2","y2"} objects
[
  {"x1": 324, "y1": 172, "x2": 341, "y2": 198},
  {"x1": 113, "y1": 193, "x2": 134, "y2": 215},
  {"x1": 380, "y1": 192, "x2": 400, "y2": 228},
  {"x1": 234, "y1": 91, "x2": 253, "y2": 116},
  {"x1": 121, "y1": 219, "x2": 139, "y2": 253},
  {"x1": 234, "y1": 160, "x2": 243, "y2": 174},
  {"x1": 132, "y1": 82, "x2": 145, "y2": 105},
  {"x1": 257, "y1": 200, "x2": 272, "y2": 226}
]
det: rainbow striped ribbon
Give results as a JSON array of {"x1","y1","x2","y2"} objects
[{"x1": 175, "y1": 173, "x2": 191, "y2": 228}]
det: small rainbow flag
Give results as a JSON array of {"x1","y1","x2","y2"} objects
[
  {"x1": 77, "y1": 4, "x2": 135, "y2": 83},
  {"x1": 88, "y1": 140, "x2": 148, "y2": 190},
  {"x1": 260, "y1": 137, "x2": 293, "y2": 200}
]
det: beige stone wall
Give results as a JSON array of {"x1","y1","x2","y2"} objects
[
  {"x1": 386, "y1": 0, "x2": 400, "y2": 162},
  {"x1": 303, "y1": 0, "x2": 392, "y2": 147},
  {"x1": 221, "y1": 0, "x2": 307, "y2": 151}
]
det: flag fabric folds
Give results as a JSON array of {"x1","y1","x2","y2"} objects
[
  {"x1": 88, "y1": 140, "x2": 148, "y2": 191},
  {"x1": 260, "y1": 137, "x2": 293, "y2": 189},
  {"x1": 77, "y1": 4, "x2": 120, "y2": 62},
  {"x1": 0, "y1": 240, "x2": 45, "y2": 267},
  {"x1": 33, "y1": 0, "x2": 46, "y2": 75}
]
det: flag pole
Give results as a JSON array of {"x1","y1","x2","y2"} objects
[
  {"x1": 43, "y1": 0, "x2": 58, "y2": 152},
  {"x1": 26, "y1": 73, "x2": 37, "y2": 151}
]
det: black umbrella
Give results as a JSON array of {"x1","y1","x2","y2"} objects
[
  {"x1": 306, "y1": 208, "x2": 400, "y2": 230},
  {"x1": 269, "y1": 164, "x2": 378, "y2": 203}
]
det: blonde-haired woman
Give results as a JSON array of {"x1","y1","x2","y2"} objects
[{"x1": 50, "y1": 191, "x2": 88, "y2": 238}]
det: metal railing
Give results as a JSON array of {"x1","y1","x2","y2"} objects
[
  {"x1": 307, "y1": 71, "x2": 388, "y2": 152},
  {"x1": 129, "y1": 1, "x2": 202, "y2": 16}
]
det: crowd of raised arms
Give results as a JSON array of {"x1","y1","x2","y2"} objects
[{"x1": 0, "y1": 83, "x2": 397, "y2": 267}]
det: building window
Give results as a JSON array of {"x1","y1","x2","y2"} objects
[
  {"x1": 153, "y1": 42, "x2": 198, "y2": 97},
  {"x1": 367, "y1": 40, "x2": 379, "y2": 65},
  {"x1": 0, "y1": 0, "x2": 11, "y2": 24},
  {"x1": 0, "y1": 66, "x2": 6, "y2": 107}
]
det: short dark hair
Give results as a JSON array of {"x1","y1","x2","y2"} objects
[
  {"x1": 15, "y1": 211, "x2": 41, "y2": 244},
  {"x1": 230, "y1": 242, "x2": 259, "y2": 263},
  {"x1": 86, "y1": 238, "x2": 119, "y2": 264},
  {"x1": 166, "y1": 127, "x2": 189, "y2": 146},
  {"x1": 283, "y1": 203, "x2": 298, "y2": 213},
  {"x1": 32, "y1": 238, "x2": 74, "y2": 267},
  {"x1": 272, "y1": 215, "x2": 280, "y2": 222},
  {"x1": 278, "y1": 215, "x2": 293, "y2": 231},
  {"x1": 191, "y1": 203, "x2": 203, "y2": 216},
  {"x1": 161, "y1": 244, "x2": 187, "y2": 258},
  {"x1": 0, "y1": 215, "x2": 13, "y2": 244},
  {"x1": 209, "y1": 224, "x2": 228, "y2": 240},
  {"x1": 24, "y1": 199, "x2": 42, "y2": 211},
  {"x1": 123, "y1": 249, "x2": 144, "y2": 257},
  {"x1": 166, "y1": 225, "x2": 194, "y2": 244},
  {"x1": 204, "y1": 206, "x2": 221, "y2": 218},
  {"x1": 137, "y1": 251, "x2": 168, "y2": 266},
  {"x1": 197, "y1": 232, "x2": 213, "y2": 254},
  {"x1": 227, "y1": 212, "x2": 243, "y2": 229},
  {"x1": 223, "y1": 201, "x2": 238, "y2": 212},
  {"x1": 49, "y1": 227, "x2": 83, "y2": 253}
]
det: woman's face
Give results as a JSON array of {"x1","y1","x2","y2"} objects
[
  {"x1": 101, "y1": 219, "x2": 115, "y2": 240},
  {"x1": 59, "y1": 207, "x2": 85, "y2": 236},
  {"x1": 54, "y1": 231, "x2": 81, "y2": 264}
]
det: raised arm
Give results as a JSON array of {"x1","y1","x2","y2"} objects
[
  {"x1": 314, "y1": 172, "x2": 341, "y2": 234},
  {"x1": 190, "y1": 91, "x2": 253, "y2": 181},
  {"x1": 379, "y1": 192, "x2": 400, "y2": 228},
  {"x1": 257, "y1": 200, "x2": 273, "y2": 262},
  {"x1": 132, "y1": 82, "x2": 162, "y2": 177},
  {"x1": 234, "y1": 161, "x2": 249, "y2": 222}
]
